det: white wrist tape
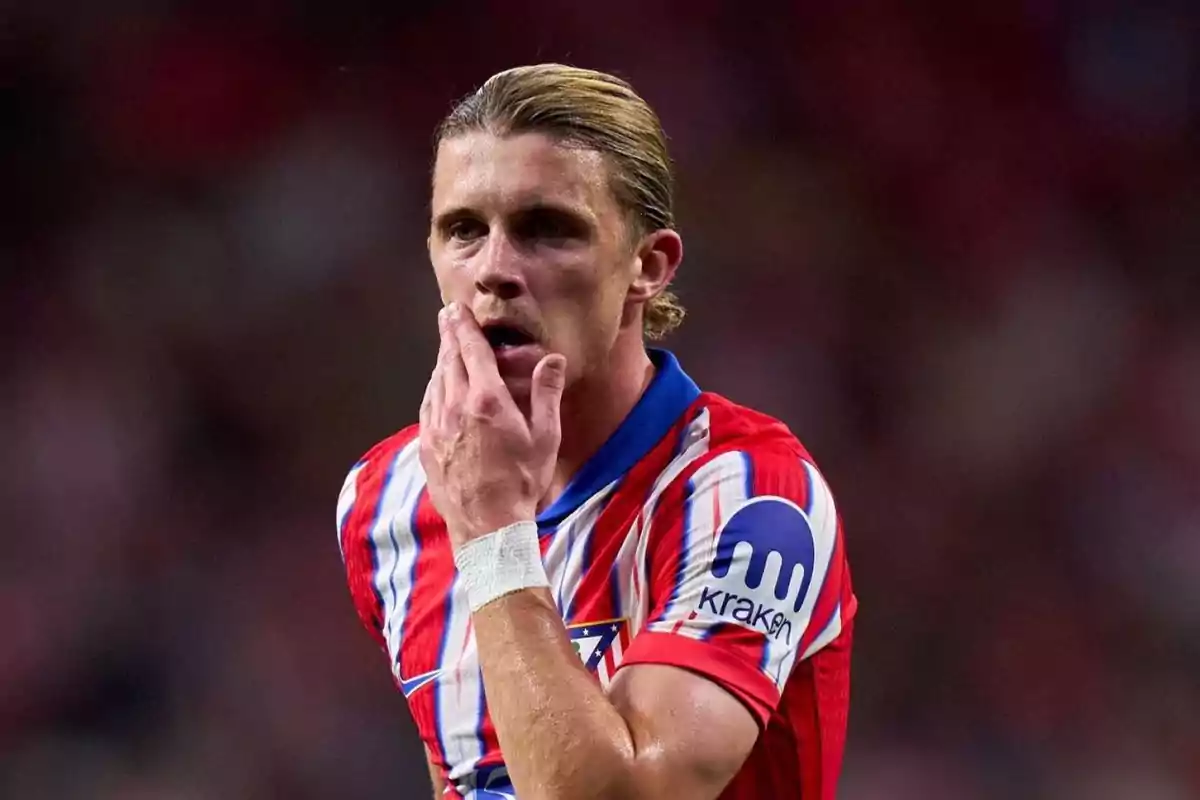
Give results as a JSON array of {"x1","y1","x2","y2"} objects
[{"x1": 453, "y1": 521, "x2": 549, "y2": 612}]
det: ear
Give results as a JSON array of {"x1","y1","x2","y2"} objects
[{"x1": 627, "y1": 229, "x2": 683, "y2": 304}]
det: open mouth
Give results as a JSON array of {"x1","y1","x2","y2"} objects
[{"x1": 482, "y1": 323, "x2": 537, "y2": 350}]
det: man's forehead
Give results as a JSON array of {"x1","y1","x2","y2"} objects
[{"x1": 431, "y1": 132, "x2": 613, "y2": 213}]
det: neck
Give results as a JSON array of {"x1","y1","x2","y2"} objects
[{"x1": 543, "y1": 331, "x2": 655, "y2": 510}]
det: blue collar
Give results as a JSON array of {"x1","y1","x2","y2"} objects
[{"x1": 537, "y1": 349, "x2": 701, "y2": 528}]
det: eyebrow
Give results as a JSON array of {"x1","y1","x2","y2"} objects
[
  {"x1": 431, "y1": 200, "x2": 594, "y2": 231},
  {"x1": 430, "y1": 206, "x2": 474, "y2": 232}
]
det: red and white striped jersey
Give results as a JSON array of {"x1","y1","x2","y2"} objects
[{"x1": 337, "y1": 350, "x2": 857, "y2": 800}]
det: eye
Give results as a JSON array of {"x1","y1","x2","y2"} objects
[
  {"x1": 516, "y1": 209, "x2": 586, "y2": 243},
  {"x1": 447, "y1": 218, "x2": 486, "y2": 242}
]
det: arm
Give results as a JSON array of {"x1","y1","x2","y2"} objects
[
  {"x1": 419, "y1": 307, "x2": 849, "y2": 799},
  {"x1": 418, "y1": 308, "x2": 760, "y2": 799},
  {"x1": 471, "y1": 448, "x2": 850, "y2": 800},
  {"x1": 472, "y1": 588, "x2": 758, "y2": 800}
]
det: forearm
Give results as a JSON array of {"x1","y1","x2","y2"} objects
[{"x1": 473, "y1": 588, "x2": 638, "y2": 800}]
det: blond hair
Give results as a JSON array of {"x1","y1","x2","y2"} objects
[{"x1": 435, "y1": 64, "x2": 685, "y2": 340}]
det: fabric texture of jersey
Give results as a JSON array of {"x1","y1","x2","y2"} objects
[{"x1": 337, "y1": 349, "x2": 857, "y2": 800}]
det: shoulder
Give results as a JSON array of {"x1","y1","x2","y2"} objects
[
  {"x1": 342, "y1": 424, "x2": 423, "y2": 486},
  {"x1": 683, "y1": 393, "x2": 826, "y2": 491},
  {"x1": 645, "y1": 393, "x2": 842, "y2": 548},
  {"x1": 336, "y1": 424, "x2": 426, "y2": 549},
  {"x1": 338, "y1": 424, "x2": 423, "y2": 501},
  {"x1": 334, "y1": 424, "x2": 428, "y2": 645}
]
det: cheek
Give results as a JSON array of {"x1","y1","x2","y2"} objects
[
  {"x1": 542, "y1": 269, "x2": 618, "y2": 333},
  {"x1": 545, "y1": 271, "x2": 627, "y2": 350},
  {"x1": 431, "y1": 258, "x2": 472, "y2": 303},
  {"x1": 556, "y1": 270, "x2": 603, "y2": 309}
]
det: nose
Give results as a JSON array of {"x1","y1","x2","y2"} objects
[{"x1": 473, "y1": 230, "x2": 527, "y2": 301}]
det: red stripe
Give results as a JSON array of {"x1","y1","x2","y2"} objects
[
  {"x1": 630, "y1": 510, "x2": 645, "y2": 602},
  {"x1": 703, "y1": 393, "x2": 803, "y2": 455},
  {"x1": 564, "y1": 489, "x2": 622, "y2": 624},
  {"x1": 644, "y1": 471, "x2": 691, "y2": 622},
  {"x1": 704, "y1": 621, "x2": 771, "y2": 655},
  {"x1": 343, "y1": 465, "x2": 388, "y2": 649},
  {"x1": 669, "y1": 608, "x2": 697, "y2": 636},
  {"x1": 570, "y1": 412, "x2": 691, "y2": 625},
  {"x1": 398, "y1": 490, "x2": 451, "y2": 676},
  {"x1": 748, "y1": 448, "x2": 809, "y2": 504},
  {"x1": 799, "y1": 515, "x2": 847, "y2": 656},
  {"x1": 339, "y1": 426, "x2": 419, "y2": 650}
]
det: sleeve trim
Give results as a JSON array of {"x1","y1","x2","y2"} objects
[{"x1": 616, "y1": 631, "x2": 779, "y2": 728}]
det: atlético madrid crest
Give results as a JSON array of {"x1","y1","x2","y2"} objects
[{"x1": 567, "y1": 618, "x2": 630, "y2": 687}]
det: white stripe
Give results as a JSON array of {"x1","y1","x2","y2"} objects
[
  {"x1": 768, "y1": 461, "x2": 839, "y2": 685},
  {"x1": 437, "y1": 574, "x2": 483, "y2": 776},
  {"x1": 613, "y1": 521, "x2": 641, "y2": 628},
  {"x1": 544, "y1": 481, "x2": 620, "y2": 615},
  {"x1": 362, "y1": 438, "x2": 424, "y2": 668},
  {"x1": 694, "y1": 451, "x2": 752, "y2": 590},
  {"x1": 633, "y1": 408, "x2": 712, "y2": 629},
  {"x1": 664, "y1": 464, "x2": 710, "y2": 641},
  {"x1": 600, "y1": 623, "x2": 628, "y2": 690},
  {"x1": 648, "y1": 450, "x2": 750, "y2": 640},
  {"x1": 336, "y1": 462, "x2": 365, "y2": 559},
  {"x1": 610, "y1": 630, "x2": 625, "y2": 665}
]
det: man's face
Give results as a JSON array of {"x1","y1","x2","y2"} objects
[{"x1": 429, "y1": 131, "x2": 638, "y2": 402}]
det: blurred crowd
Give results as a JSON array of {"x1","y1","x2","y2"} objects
[{"x1": 2, "y1": 3, "x2": 1198, "y2": 798}]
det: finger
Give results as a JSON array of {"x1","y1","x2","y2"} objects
[
  {"x1": 420, "y1": 372, "x2": 434, "y2": 430},
  {"x1": 446, "y1": 303, "x2": 502, "y2": 390},
  {"x1": 417, "y1": 400, "x2": 436, "y2": 475},
  {"x1": 428, "y1": 318, "x2": 450, "y2": 428},
  {"x1": 529, "y1": 354, "x2": 566, "y2": 448},
  {"x1": 438, "y1": 305, "x2": 468, "y2": 403}
]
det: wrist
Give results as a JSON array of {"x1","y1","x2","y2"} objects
[
  {"x1": 452, "y1": 520, "x2": 550, "y2": 612},
  {"x1": 448, "y1": 506, "x2": 538, "y2": 549}
]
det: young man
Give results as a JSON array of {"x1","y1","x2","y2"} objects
[{"x1": 337, "y1": 64, "x2": 857, "y2": 800}]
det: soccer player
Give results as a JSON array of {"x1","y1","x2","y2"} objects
[{"x1": 337, "y1": 64, "x2": 857, "y2": 800}]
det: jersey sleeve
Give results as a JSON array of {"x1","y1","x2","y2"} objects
[
  {"x1": 336, "y1": 454, "x2": 389, "y2": 652},
  {"x1": 618, "y1": 447, "x2": 853, "y2": 726}
]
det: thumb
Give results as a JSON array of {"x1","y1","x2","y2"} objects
[{"x1": 530, "y1": 354, "x2": 567, "y2": 444}]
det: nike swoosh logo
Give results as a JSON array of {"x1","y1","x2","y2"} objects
[{"x1": 399, "y1": 668, "x2": 444, "y2": 698}]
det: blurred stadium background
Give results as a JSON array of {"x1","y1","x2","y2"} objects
[{"x1": 3, "y1": 2, "x2": 1198, "y2": 798}]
